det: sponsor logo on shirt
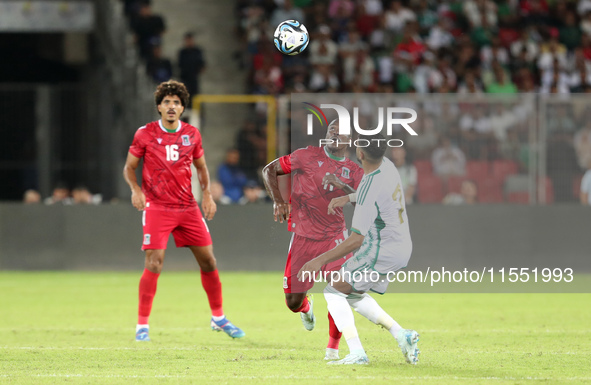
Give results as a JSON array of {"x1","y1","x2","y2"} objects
[
  {"x1": 318, "y1": 161, "x2": 323, "y2": 167},
  {"x1": 157, "y1": 138, "x2": 163, "y2": 144},
  {"x1": 283, "y1": 276, "x2": 288, "y2": 289},
  {"x1": 181, "y1": 135, "x2": 191, "y2": 146},
  {"x1": 144, "y1": 234, "x2": 151, "y2": 245}
]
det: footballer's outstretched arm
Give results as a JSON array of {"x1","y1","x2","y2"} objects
[
  {"x1": 322, "y1": 174, "x2": 355, "y2": 195},
  {"x1": 123, "y1": 152, "x2": 146, "y2": 211},
  {"x1": 262, "y1": 158, "x2": 290, "y2": 223},
  {"x1": 193, "y1": 155, "x2": 217, "y2": 220},
  {"x1": 297, "y1": 232, "x2": 365, "y2": 281}
]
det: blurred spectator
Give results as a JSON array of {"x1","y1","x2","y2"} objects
[
  {"x1": 384, "y1": 0, "x2": 416, "y2": 34},
  {"x1": 485, "y1": 63, "x2": 518, "y2": 93},
  {"x1": 580, "y1": 11, "x2": 591, "y2": 36},
  {"x1": 416, "y1": 0, "x2": 438, "y2": 37},
  {"x1": 239, "y1": 180, "x2": 266, "y2": 204},
  {"x1": 443, "y1": 180, "x2": 478, "y2": 205},
  {"x1": 581, "y1": 159, "x2": 591, "y2": 205},
  {"x1": 270, "y1": 0, "x2": 305, "y2": 27},
  {"x1": 253, "y1": 55, "x2": 283, "y2": 94},
  {"x1": 391, "y1": 146, "x2": 417, "y2": 204},
  {"x1": 481, "y1": 36, "x2": 509, "y2": 70},
  {"x1": 413, "y1": 51, "x2": 436, "y2": 93},
  {"x1": 218, "y1": 148, "x2": 248, "y2": 203},
  {"x1": 343, "y1": 47, "x2": 375, "y2": 89},
  {"x1": 236, "y1": 120, "x2": 267, "y2": 179},
  {"x1": 44, "y1": 183, "x2": 73, "y2": 205},
  {"x1": 457, "y1": 70, "x2": 484, "y2": 94},
  {"x1": 178, "y1": 32, "x2": 206, "y2": 103},
  {"x1": 464, "y1": 0, "x2": 497, "y2": 28},
  {"x1": 560, "y1": 11, "x2": 582, "y2": 51},
  {"x1": 538, "y1": 30, "x2": 568, "y2": 72},
  {"x1": 309, "y1": 64, "x2": 340, "y2": 91},
  {"x1": 23, "y1": 189, "x2": 41, "y2": 204},
  {"x1": 131, "y1": 2, "x2": 166, "y2": 60},
  {"x1": 426, "y1": 17, "x2": 454, "y2": 51},
  {"x1": 432, "y1": 137, "x2": 466, "y2": 177},
  {"x1": 579, "y1": 0, "x2": 591, "y2": 16},
  {"x1": 360, "y1": 0, "x2": 382, "y2": 16},
  {"x1": 146, "y1": 44, "x2": 172, "y2": 83},
  {"x1": 309, "y1": 25, "x2": 338, "y2": 66},
  {"x1": 428, "y1": 54, "x2": 456, "y2": 92},
  {"x1": 519, "y1": 0, "x2": 550, "y2": 25},
  {"x1": 210, "y1": 180, "x2": 232, "y2": 205},
  {"x1": 72, "y1": 186, "x2": 102, "y2": 205},
  {"x1": 574, "y1": 120, "x2": 591, "y2": 169},
  {"x1": 328, "y1": 0, "x2": 355, "y2": 20},
  {"x1": 546, "y1": 132, "x2": 579, "y2": 202},
  {"x1": 510, "y1": 27, "x2": 540, "y2": 63}
]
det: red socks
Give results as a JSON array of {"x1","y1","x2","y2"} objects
[
  {"x1": 327, "y1": 312, "x2": 342, "y2": 349},
  {"x1": 201, "y1": 269, "x2": 224, "y2": 317},
  {"x1": 138, "y1": 268, "x2": 160, "y2": 324},
  {"x1": 290, "y1": 296, "x2": 310, "y2": 313}
]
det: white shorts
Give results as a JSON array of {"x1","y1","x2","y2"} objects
[{"x1": 342, "y1": 238, "x2": 412, "y2": 294}]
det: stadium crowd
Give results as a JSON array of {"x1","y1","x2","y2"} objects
[{"x1": 234, "y1": 0, "x2": 591, "y2": 204}]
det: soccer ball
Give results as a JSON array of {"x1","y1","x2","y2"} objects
[{"x1": 273, "y1": 20, "x2": 309, "y2": 55}]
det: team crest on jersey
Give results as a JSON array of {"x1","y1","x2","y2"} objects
[
  {"x1": 181, "y1": 135, "x2": 191, "y2": 146},
  {"x1": 341, "y1": 167, "x2": 350, "y2": 179},
  {"x1": 144, "y1": 234, "x2": 151, "y2": 245}
]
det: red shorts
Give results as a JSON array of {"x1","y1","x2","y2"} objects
[
  {"x1": 141, "y1": 204, "x2": 212, "y2": 250},
  {"x1": 283, "y1": 232, "x2": 352, "y2": 293}
]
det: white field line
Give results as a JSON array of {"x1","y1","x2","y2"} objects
[
  {"x1": 0, "y1": 346, "x2": 588, "y2": 355},
  {"x1": 1, "y1": 328, "x2": 591, "y2": 333},
  {"x1": 0, "y1": 374, "x2": 591, "y2": 381}
]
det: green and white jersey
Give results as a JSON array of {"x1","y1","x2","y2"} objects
[{"x1": 348, "y1": 157, "x2": 412, "y2": 276}]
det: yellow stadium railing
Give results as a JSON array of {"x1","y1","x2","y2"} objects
[{"x1": 191, "y1": 94, "x2": 277, "y2": 163}]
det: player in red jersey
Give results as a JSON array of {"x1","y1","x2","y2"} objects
[
  {"x1": 262, "y1": 120, "x2": 364, "y2": 360},
  {"x1": 123, "y1": 80, "x2": 244, "y2": 341}
]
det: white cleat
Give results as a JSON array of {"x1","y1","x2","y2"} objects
[
  {"x1": 324, "y1": 348, "x2": 340, "y2": 360},
  {"x1": 396, "y1": 329, "x2": 420, "y2": 365},
  {"x1": 327, "y1": 353, "x2": 369, "y2": 365},
  {"x1": 300, "y1": 294, "x2": 316, "y2": 331}
]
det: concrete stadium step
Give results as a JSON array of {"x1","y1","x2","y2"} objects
[{"x1": 152, "y1": 0, "x2": 250, "y2": 176}]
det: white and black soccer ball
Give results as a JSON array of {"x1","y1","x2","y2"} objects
[{"x1": 273, "y1": 20, "x2": 309, "y2": 55}]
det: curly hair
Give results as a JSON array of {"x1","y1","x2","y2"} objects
[{"x1": 154, "y1": 80, "x2": 190, "y2": 109}]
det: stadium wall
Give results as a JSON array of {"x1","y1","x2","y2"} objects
[{"x1": 0, "y1": 204, "x2": 589, "y2": 272}]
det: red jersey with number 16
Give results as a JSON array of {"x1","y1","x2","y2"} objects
[
  {"x1": 279, "y1": 146, "x2": 364, "y2": 241},
  {"x1": 129, "y1": 120, "x2": 204, "y2": 210}
]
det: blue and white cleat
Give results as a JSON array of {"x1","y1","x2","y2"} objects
[
  {"x1": 300, "y1": 294, "x2": 316, "y2": 331},
  {"x1": 327, "y1": 352, "x2": 369, "y2": 365},
  {"x1": 211, "y1": 317, "x2": 245, "y2": 339},
  {"x1": 396, "y1": 329, "x2": 420, "y2": 364},
  {"x1": 135, "y1": 327, "x2": 150, "y2": 342}
]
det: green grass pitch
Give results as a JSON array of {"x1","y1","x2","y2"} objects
[{"x1": 1, "y1": 271, "x2": 590, "y2": 384}]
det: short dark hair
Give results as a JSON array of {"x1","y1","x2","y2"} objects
[
  {"x1": 358, "y1": 133, "x2": 387, "y2": 162},
  {"x1": 154, "y1": 80, "x2": 190, "y2": 109}
]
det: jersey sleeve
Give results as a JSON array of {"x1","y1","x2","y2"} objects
[
  {"x1": 279, "y1": 154, "x2": 292, "y2": 173},
  {"x1": 350, "y1": 178, "x2": 378, "y2": 236},
  {"x1": 193, "y1": 128, "x2": 204, "y2": 159},
  {"x1": 129, "y1": 126, "x2": 147, "y2": 158}
]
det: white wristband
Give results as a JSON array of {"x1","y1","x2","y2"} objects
[{"x1": 348, "y1": 193, "x2": 357, "y2": 203}]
